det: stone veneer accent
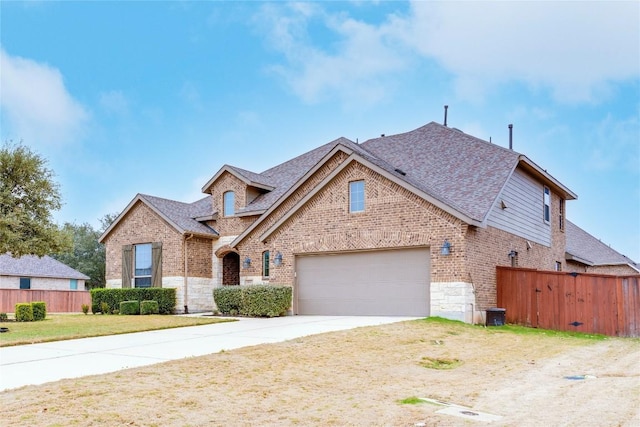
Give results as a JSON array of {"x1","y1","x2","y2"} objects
[{"x1": 430, "y1": 282, "x2": 477, "y2": 323}]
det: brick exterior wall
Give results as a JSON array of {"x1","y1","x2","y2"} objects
[
  {"x1": 566, "y1": 262, "x2": 638, "y2": 276},
  {"x1": 236, "y1": 160, "x2": 466, "y2": 287},
  {"x1": 103, "y1": 200, "x2": 215, "y2": 313},
  {"x1": 104, "y1": 201, "x2": 185, "y2": 280},
  {"x1": 186, "y1": 236, "x2": 213, "y2": 278},
  {"x1": 209, "y1": 172, "x2": 254, "y2": 237}
]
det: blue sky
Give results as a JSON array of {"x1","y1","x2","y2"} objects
[{"x1": 1, "y1": 1, "x2": 639, "y2": 262}]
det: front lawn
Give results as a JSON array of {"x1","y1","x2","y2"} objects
[
  {"x1": 0, "y1": 314, "x2": 233, "y2": 347},
  {"x1": 1, "y1": 318, "x2": 638, "y2": 426}
]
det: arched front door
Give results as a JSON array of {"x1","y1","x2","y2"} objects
[{"x1": 222, "y1": 252, "x2": 240, "y2": 286}]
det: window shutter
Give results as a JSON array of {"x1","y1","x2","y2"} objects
[
  {"x1": 122, "y1": 245, "x2": 132, "y2": 288},
  {"x1": 151, "y1": 242, "x2": 163, "y2": 288}
]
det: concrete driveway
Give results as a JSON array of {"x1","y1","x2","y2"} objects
[{"x1": 0, "y1": 315, "x2": 417, "y2": 391}]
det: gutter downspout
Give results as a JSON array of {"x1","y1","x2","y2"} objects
[{"x1": 184, "y1": 233, "x2": 194, "y2": 313}]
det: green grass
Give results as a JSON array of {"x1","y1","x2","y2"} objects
[
  {"x1": 419, "y1": 357, "x2": 463, "y2": 370},
  {"x1": 398, "y1": 396, "x2": 425, "y2": 405},
  {"x1": 0, "y1": 314, "x2": 235, "y2": 347},
  {"x1": 420, "y1": 316, "x2": 608, "y2": 341}
]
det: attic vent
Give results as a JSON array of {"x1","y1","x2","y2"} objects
[
  {"x1": 394, "y1": 168, "x2": 407, "y2": 176},
  {"x1": 381, "y1": 134, "x2": 385, "y2": 137}
]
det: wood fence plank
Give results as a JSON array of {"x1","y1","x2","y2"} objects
[
  {"x1": 496, "y1": 267, "x2": 640, "y2": 337},
  {"x1": 0, "y1": 289, "x2": 91, "y2": 313}
]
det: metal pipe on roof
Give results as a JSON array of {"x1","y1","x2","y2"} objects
[
  {"x1": 508, "y1": 124, "x2": 513, "y2": 150},
  {"x1": 444, "y1": 105, "x2": 449, "y2": 127}
]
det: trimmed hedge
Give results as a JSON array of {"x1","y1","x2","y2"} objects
[
  {"x1": 31, "y1": 301, "x2": 47, "y2": 321},
  {"x1": 15, "y1": 303, "x2": 33, "y2": 322},
  {"x1": 120, "y1": 300, "x2": 140, "y2": 315},
  {"x1": 14, "y1": 302, "x2": 47, "y2": 322},
  {"x1": 213, "y1": 286, "x2": 242, "y2": 315},
  {"x1": 91, "y1": 288, "x2": 176, "y2": 315},
  {"x1": 214, "y1": 285, "x2": 292, "y2": 318},
  {"x1": 140, "y1": 300, "x2": 159, "y2": 315}
]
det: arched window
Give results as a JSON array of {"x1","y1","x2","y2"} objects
[{"x1": 223, "y1": 191, "x2": 235, "y2": 217}]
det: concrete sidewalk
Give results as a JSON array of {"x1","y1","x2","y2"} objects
[{"x1": 0, "y1": 315, "x2": 417, "y2": 391}]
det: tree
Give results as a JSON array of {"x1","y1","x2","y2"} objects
[
  {"x1": 0, "y1": 142, "x2": 71, "y2": 257},
  {"x1": 53, "y1": 222, "x2": 105, "y2": 289},
  {"x1": 52, "y1": 213, "x2": 118, "y2": 289}
]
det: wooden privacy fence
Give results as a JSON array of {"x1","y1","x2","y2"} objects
[
  {"x1": 0, "y1": 289, "x2": 91, "y2": 313},
  {"x1": 497, "y1": 267, "x2": 640, "y2": 337}
]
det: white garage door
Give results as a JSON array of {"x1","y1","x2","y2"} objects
[{"x1": 296, "y1": 248, "x2": 430, "y2": 316}]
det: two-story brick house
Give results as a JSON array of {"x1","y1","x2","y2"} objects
[{"x1": 99, "y1": 120, "x2": 636, "y2": 321}]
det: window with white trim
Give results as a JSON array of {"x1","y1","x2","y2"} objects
[
  {"x1": 224, "y1": 191, "x2": 235, "y2": 217},
  {"x1": 70, "y1": 279, "x2": 78, "y2": 290},
  {"x1": 543, "y1": 186, "x2": 550, "y2": 223},
  {"x1": 19, "y1": 277, "x2": 31, "y2": 289},
  {"x1": 134, "y1": 243, "x2": 152, "y2": 288},
  {"x1": 349, "y1": 180, "x2": 365, "y2": 213}
]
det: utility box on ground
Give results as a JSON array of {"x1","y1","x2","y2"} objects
[{"x1": 486, "y1": 308, "x2": 506, "y2": 326}]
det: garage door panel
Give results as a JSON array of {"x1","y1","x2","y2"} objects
[{"x1": 296, "y1": 248, "x2": 430, "y2": 316}]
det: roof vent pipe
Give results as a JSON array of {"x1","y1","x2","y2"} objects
[
  {"x1": 508, "y1": 124, "x2": 513, "y2": 150},
  {"x1": 444, "y1": 105, "x2": 448, "y2": 127}
]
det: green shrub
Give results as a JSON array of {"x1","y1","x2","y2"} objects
[
  {"x1": 81, "y1": 304, "x2": 90, "y2": 315},
  {"x1": 31, "y1": 301, "x2": 47, "y2": 321},
  {"x1": 91, "y1": 288, "x2": 176, "y2": 315},
  {"x1": 0, "y1": 313, "x2": 7, "y2": 322},
  {"x1": 119, "y1": 300, "x2": 140, "y2": 315},
  {"x1": 213, "y1": 285, "x2": 292, "y2": 317},
  {"x1": 240, "y1": 285, "x2": 292, "y2": 317},
  {"x1": 100, "y1": 301, "x2": 110, "y2": 314},
  {"x1": 15, "y1": 303, "x2": 34, "y2": 322},
  {"x1": 140, "y1": 300, "x2": 159, "y2": 315},
  {"x1": 213, "y1": 286, "x2": 242, "y2": 315}
]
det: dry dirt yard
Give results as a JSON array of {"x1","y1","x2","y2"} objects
[{"x1": 1, "y1": 318, "x2": 638, "y2": 427}]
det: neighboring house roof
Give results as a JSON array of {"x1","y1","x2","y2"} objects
[
  {"x1": 0, "y1": 254, "x2": 90, "y2": 280},
  {"x1": 565, "y1": 220, "x2": 639, "y2": 272},
  {"x1": 99, "y1": 194, "x2": 218, "y2": 242}
]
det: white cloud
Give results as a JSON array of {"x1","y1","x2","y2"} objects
[
  {"x1": 255, "y1": 2, "x2": 639, "y2": 106},
  {"x1": 403, "y1": 1, "x2": 640, "y2": 103},
  {"x1": 0, "y1": 47, "x2": 89, "y2": 145},
  {"x1": 255, "y1": 3, "x2": 408, "y2": 106}
]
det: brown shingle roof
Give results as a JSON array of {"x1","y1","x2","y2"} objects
[
  {"x1": 138, "y1": 194, "x2": 218, "y2": 237},
  {"x1": 237, "y1": 137, "x2": 360, "y2": 214},
  {"x1": 0, "y1": 254, "x2": 90, "y2": 280},
  {"x1": 566, "y1": 220, "x2": 638, "y2": 270},
  {"x1": 360, "y1": 122, "x2": 520, "y2": 221}
]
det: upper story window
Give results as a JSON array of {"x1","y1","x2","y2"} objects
[
  {"x1": 559, "y1": 198, "x2": 565, "y2": 231},
  {"x1": 349, "y1": 180, "x2": 365, "y2": 213},
  {"x1": 20, "y1": 277, "x2": 31, "y2": 289},
  {"x1": 70, "y1": 279, "x2": 78, "y2": 290},
  {"x1": 543, "y1": 186, "x2": 550, "y2": 223},
  {"x1": 223, "y1": 191, "x2": 235, "y2": 217},
  {"x1": 262, "y1": 250, "x2": 270, "y2": 278},
  {"x1": 134, "y1": 243, "x2": 152, "y2": 288}
]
